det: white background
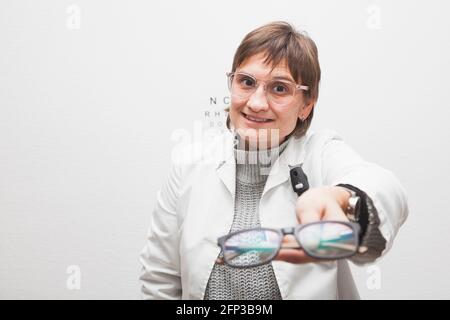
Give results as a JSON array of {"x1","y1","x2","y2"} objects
[{"x1": 1, "y1": 0, "x2": 449, "y2": 299}]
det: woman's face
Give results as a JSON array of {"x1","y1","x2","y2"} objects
[{"x1": 229, "y1": 52, "x2": 313, "y2": 148}]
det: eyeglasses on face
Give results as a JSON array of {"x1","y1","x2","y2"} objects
[
  {"x1": 216, "y1": 221, "x2": 364, "y2": 268},
  {"x1": 226, "y1": 71, "x2": 309, "y2": 107}
]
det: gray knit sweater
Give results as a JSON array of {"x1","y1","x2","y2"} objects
[{"x1": 204, "y1": 136, "x2": 290, "y2": 300}]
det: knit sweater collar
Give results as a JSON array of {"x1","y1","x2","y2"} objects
[{"x1": 233, "y1": 134, "x2": 291, "y2": 184}]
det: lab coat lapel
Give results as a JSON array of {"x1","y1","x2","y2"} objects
[
  {"x1": 215, "y1": 132, "x2": 308, "y2": 199},
  {"x1": 262, "y1": 135, "x2": 308, "y2": 198},
  {"x1": 215, "y1": 131, "x2": 236, "y2": 199}
]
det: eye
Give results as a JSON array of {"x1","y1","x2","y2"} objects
[
  {"x1": 237, "y1": 75, "x2": 256, "y2": 88},
  {"x1": 271, "y1": 82, "x2": 290, "y2": 95}
]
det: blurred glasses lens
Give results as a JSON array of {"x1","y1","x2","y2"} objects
[
  {"x1": 219, "y1": 221, "x2": 359, "y2": 268},
  {"x1": 296, "y1": 222, "x2": 358, "y2": 259},
  {"x1": 227, "y1": 72, "x2": 308, "y2": 106},
  {"x1": 222, "y1": 229, "x2": 281, "y2": 267}
]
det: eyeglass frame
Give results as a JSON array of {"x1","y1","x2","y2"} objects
[
  {"x1": 216, "y1": 220, "x2": 362, "y2": 269},
  {"x1": 226, "y1": 71, "x2": 310, "y2": 106}
]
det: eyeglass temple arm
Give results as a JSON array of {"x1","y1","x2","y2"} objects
[
  {"x1": 216, "y1": 246, "x2": 369, "y2": 265},
  {"x1": 215, "y1": 241, "x2": 303, "y2": 265},
  {"x1": 227, "y1": 71, "x2": 309, "y2": 91},
  {"x1": 281, "y1": 239, "x2": 368, "y2": 253}
]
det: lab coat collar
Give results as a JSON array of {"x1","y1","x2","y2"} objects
[{"x1": 215, "y1": 130, "x2": 309, "y2": 199}]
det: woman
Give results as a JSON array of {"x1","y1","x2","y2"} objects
[{"x1": 139, "y1": 21, "x2": 408, "y2": 299}]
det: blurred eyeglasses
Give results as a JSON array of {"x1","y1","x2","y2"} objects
[
  {"x1": 226, "y1": 71, "x2": 309, "y2": 107},
  {"x1": 216, "y1": 221, "x2": 364, "y2": 268}
]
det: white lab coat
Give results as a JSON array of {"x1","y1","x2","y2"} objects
[{"x1": 139, "y1": 129, "x2": 409, "y2": 299}]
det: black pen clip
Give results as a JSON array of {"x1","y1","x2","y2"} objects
[{"x1": 289, "y1": 164, "x2": 309, "y2": 197}]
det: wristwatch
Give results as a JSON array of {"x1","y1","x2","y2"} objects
[{"x1": 339, "y1": 186, "x2": 361, "y2": 223}]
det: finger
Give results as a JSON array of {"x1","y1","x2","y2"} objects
[
  {"x1": 296, "y1": 209, "x2": 322, "y2": 224},
  {"x1": 274, "y1": 249, "x2": 318, "y2": 264},
  {"x1": 274, "y1": 235, "x2": 316, "y2": 264},
  {"x1": 295, "y1": 193, "x2": 323, "y2": 224},
  {"x1": 323, "y1": 202, "x2": 350, "y2": 222}
]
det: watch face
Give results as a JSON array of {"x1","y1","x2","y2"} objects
[
  {"x1": 347, "y1": 196, "x2": 360, "y2": 221},
  {"x1": 352, "y1": 197, "x2": 361, "y2": 221},
  {"x1": 337, "y1": 185, "x2": 361, "y2": 221}
]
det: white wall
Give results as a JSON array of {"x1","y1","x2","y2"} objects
[{"x1": 1, "y1": 0, "x2": 449, "y2": 299}]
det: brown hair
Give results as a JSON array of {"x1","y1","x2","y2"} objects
[{"x1": 225, "y1": 21, "x2": 321, "y2": 138}]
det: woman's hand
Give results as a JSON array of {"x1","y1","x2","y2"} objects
[{"x1": 274, "y1": 186, "x2": 351, "y2": 264}]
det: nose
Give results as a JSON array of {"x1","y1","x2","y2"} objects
[{"x1": 246, "y1": 83, "x2": 269, "y2": 112}]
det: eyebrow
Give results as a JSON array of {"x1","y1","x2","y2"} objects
[
  {"x1": 271, "y1": 75, "x2": 295, "y2": 82},
  {"x1": 238, "y1": 71, "x2": 295, "y2": 82}
]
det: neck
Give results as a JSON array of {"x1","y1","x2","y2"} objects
[
  {"x1": 235, "y1": 136, "x2": 287, "y2": 151},
  {"x1": 233, "y1": 134, "x2": 291, "y2": 183}
]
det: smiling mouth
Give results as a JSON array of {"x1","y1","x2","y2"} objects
[{"x1": 241, "y1": 112, "x2": 274, "y2": 123}]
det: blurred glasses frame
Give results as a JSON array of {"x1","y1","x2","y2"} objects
[{"x1": 216, "y1": 220, "x2": 364, "y2": 268}]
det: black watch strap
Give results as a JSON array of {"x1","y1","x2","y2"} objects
[{"x1": 336, "y1": 183, "x2": 369, "y2": 241}]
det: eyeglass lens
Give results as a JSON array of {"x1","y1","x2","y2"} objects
[
  {"x1": 229, "y1": 73, "x2": 296, "y2": 106},
  {"x1": 222, "y1": 222, "x2": 358, "y2": 267}
]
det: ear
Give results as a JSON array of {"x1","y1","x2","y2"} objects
[{"x1": 298, "y1": 99, "x2": 315, "y2": 120}]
